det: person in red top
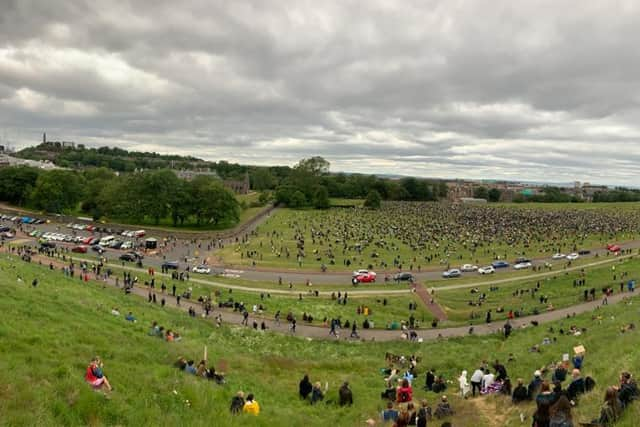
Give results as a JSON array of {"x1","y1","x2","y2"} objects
[
  {"x1": 396, "y1": 378, "x2": 413, "y2": 403},
  {"x1": 85, "y1": 356, "x2": 113, "y2": 391}
]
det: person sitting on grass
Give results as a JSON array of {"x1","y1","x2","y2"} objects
[
  {"x1": 549, "y1": 395, "x2": 573, "y2": 427},
  {"x1": 381, "y1": 401, "x2": 399, "y2": 423},
  {"x1": 512, "y1": 378, "x2": 529, "y2": 403},
  {"x1": 394, "y1": 408, "x2": 411, "y2": 427},
  {"x1": 84, "y1": 356, "x2": 113, "y2": 392},
  {"x1": 396, "y1": 378, "x2": 413, "y2": 404},
  {"x1": 567, "y1": 369, "x2": 586, "y2": 402},
  {"x1": 299, "y1": 374, "x2": 313, "y2": 400},
  {"x1": 243, "y1": 393, "x2": 260, "y2": 415},
  {"x1": 196, "y1": 360, "x2": 208, "y2": 377},
  {"x1": 148, "y1": 321, "x2": 160, "y2": 336},
  {"x1": 416, "y1": 399, "x2": 431, "y2": 427},
  {"x1": 533, "y1": 381, "x2": 556, "y2": 427},
  {"x1": 230, "y1": 391, "x2": 244, "y2": 414},
  {"x1": 432, "y1": 376, "x2": 447, "y2": 393},
  {"x1": 434, "y1": 395, "x2": 453, "y2": 419},
  {"x1": 339, "y1": 381, "x2": 353, "y2": 406},
  {"x1": 184, "y1": 360, "x2": 197, "y2": 375},
  {"x1": 617, "y1": 371, "x2": 638, "y2": 408},
  {"x1": 174, "y1": 357, "x2": 187, "y2": 370},
  {"x1": 125, "y1": 312, "x2": 136, "y2": 322},
  {"x1": 584, "y1": 386, "x2": 622, "y2": 426},
  {"x1": 311, "y1": 381, "x2": 326, "y2": 404}
]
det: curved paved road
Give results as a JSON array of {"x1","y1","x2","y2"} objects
[{"x1": 13, "y1": 248, "x2": 639, "y2": 342}]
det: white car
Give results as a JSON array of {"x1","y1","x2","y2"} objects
[
  {"x1": 478, "y1": 266, "x2": 495, "y2": 275},
  {"x1": 442, "y1": 268, "x2": 462, "y2": 278},
  {"x1": 192, "y1": 265, "x2": 211, "y2": 274},
  {"x1": 514, "y1": 262, "x2": 532, "y2": 270},
  {"x1": 566, "y1": 253, "x2": 579, "y2": 261},
  {"x1": 461, "y1": 264, "x2": 478, "y2": 272},
  {"x1": 121, "y1": 241, "x2": 133, "y2": 250},
  {"x1": 552, "y1": 253, "x2": 566, "y2": 260}
]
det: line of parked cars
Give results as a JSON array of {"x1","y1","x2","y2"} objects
[{"x1": 1, "y1": 214, "x2": 46, "y2": 224}]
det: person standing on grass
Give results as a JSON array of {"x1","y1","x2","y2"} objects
[
  {"x1": 470, "y1": 367, "x2": 484, "y2": 397},
  {"x1": 339, "y1": 381, "x2": 353, "y2": 406}
]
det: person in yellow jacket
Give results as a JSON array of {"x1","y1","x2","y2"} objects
[{"x1": 243, "y1": 393, "x2": 260, "y2": 415}]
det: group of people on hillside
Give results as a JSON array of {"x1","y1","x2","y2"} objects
[
  {"x1": 298, "y1": 374, "x2": 353, "y2": 406},
  {"x1": 174, "y1": 357, "x2": 225, "y2": 384}
]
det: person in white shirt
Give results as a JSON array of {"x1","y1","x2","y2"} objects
[
  {"x1": 470, "y1": 368, "x2": 485, "y2": 397},
  {"x1": 482, "y1": 370, "x2": 495, "y2": 393},
  {"x1": 458, "y1": 370, "x2": 470, "y2": 398}
]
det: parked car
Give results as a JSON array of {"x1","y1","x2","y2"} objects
[
  {"x1": 478, "y1": 266, "x2": 495, "y2": 275},
  {"x1": 0, "y1": 226, "x2": 11, "y2": 233},
  {"x1": 91, "y1": 244, "x2": 105, "y2": 254},
  {"x1": 514, "y1": 261, "x2": 532, "y2": 270},
  {"x1": 514, "y1": 257, "x2": 531, "y2": 264},
  {"x1": 566, "y1": 253, "x2": 579, "y2": 260},
  {"x1": 72, "y1": 245, "x2": 88, "y2": 253},
  {"x1": 134, "y1": 230, "x2": 146, "y2": 238},
  {"x1": 577, "y1": 249, "x2": 591, "y2": 255},
  {"x1": 162, "y1": 261, "x2": 180, "y2": 270},
  {"x1": 552, "y1": 253, "x2": 566, "y2": 260},
  {"x1": 119, "y1": 253, "x2": 136, "y2": 262},
  {"x1": 461, "y1": 264, "x2": 478, "y2": 272},
  {"x1": 353, "y1": 272, "x2": 376, "y2": 283},
  {"x1": 393, "y1": 272, "x2": 414, "y2": 282},
  {"x1": 121, "y1": 241, "x2": 134, "y2": 250},
  {"x1": 40, "y1": 241, "x2": 56, "y2": 249},
  {"x1": 491, "y1": 260, "x2": 510, "y2": 269},
  {"x1": 442, "y1": 269, "x2": 461, "y2": 278},
  {"x1": 192, "y1": 265, "x2": 211, "y2": 274},
  {"x1": 1, "y1": 231, "x2": 15, "y2": 239}
]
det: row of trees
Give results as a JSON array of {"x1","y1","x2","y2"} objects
[
  {"x1": 0, "y1": 166, "x2": 240, "y2": 227},
  {"x1": 592, "y1": 189, "x2": 640, "y2": 202},
  {"x1": 273, "y1": 157, "x2": 449, "y2": 209}
]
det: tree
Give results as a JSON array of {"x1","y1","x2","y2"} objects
[
  {"x1": 139, "y1": 170, "x2": 180, "y2": 225},
  {"x1": 0, "y1": 166, "x2": 40, "y2": 205},
  {"x1": 29, "y1": 170, "x2": 84, "y2": 213},
  {"x1": 289, "y1": 190, "x2": 307, "y2": 208},
  {"x1": 473, "y1": 186, "x2": 489, "y2": 200},
  {"x1": 364, "y1": 189, "x2": 382, "y2": 209},
  {"x1": 250, "y1": 168, "x2": 275, "y2": 190},
  {"x1": 313, "y1": 186, "x2": 330, "y2": 209},
  {"x1": 488, "y1": 188, "x2": 501, "y2": 202},
  {"x1": 189, "y1": 177, "x2": 240, "y2": 225},
  {"x1": 295, "y1": 156, "x2": 330, "y2": 176}
]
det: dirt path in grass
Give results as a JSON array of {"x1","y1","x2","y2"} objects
[
  {"x1": 413, "y1": 283, "x2": 448, "y2": 321},
  {"x1": 7, "y1": 247, "x2": 639, "y2": 343}
]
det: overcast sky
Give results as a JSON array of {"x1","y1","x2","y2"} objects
[{"x1": 1, "y1": 1, "x2": 640, "y2": 185}]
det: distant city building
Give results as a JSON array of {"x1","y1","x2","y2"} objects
[
  {"x1": 173, "y1": 169, "x2": 250, "y2": 194},
  {"x1": 460, "y1": 197, "x2": 488, "y2": 204},
  {"x1": 0, "y1": 153, "x2": 64, "y2": 170},
  {"x1": 174, "y1": 169, "x2": 220, "y2": 181}
]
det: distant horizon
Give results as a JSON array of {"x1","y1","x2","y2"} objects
[{"x1": 8, "y1": 138, "x2": 638, "y2": 190}]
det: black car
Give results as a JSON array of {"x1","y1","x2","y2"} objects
[
  {"x1": 578, "y1": 249, "x2": 591, "y2": 255},
  {"x1": 162, "y1": 261, "x2": 179, "y2": 270},
  {"x1": 394, "y1": 272, "x2": 415, "y2": 282},
  {"x1": 0, "y1": 226, "x2": 10, "y2": 232},
  {"x1": 91, "y1": 244, "x2": 105, "y2": 253},
  {"x1": 40, "y1": 241, "x2": 56, "y2": 249},
  {"x1": 119, "y1": 253, "x2": 136, "y2": 262},
  {"x1": 515, "y1": 257, "x2": 531, "y2": 264}
]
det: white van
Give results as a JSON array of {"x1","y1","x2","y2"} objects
[{"x1": 99, "y1": 235, "x2": 115, "y2": 246}]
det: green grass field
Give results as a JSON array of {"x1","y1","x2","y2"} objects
[
  {"x1": 218, "y1": 202, "x2": 640, "y2": 272},
  {"x1": 3, "y1": 254, "x2": 640, "y2": 426}
]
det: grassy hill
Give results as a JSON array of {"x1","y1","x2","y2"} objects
[{"x1": 2, "y1": 254, "x2": 640, "y2": 426}]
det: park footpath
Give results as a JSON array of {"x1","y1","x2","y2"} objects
[{"x1": 8, "y1": 247, "x2": 640, "y2": 343}]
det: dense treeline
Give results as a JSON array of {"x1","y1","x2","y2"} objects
[
  {"x1": 592, "y1": 189, "x2": 640, "y2": 202},
  {"x1": 16, "y1": 145, "x2": 448, "y2": 204},
  {"x1": 0, "y1": 166, "x2": 240, "y2": 227},
  {"x1": 514, "y1": 187, "x2": 583, "y2": 203}
]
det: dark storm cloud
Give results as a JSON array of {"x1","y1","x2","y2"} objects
[{"x1": 1, "y1": 0, "x2": 640, "y2": 184}]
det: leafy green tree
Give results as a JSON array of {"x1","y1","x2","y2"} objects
[
  {"x1": 189, "y1": 177, "x2": 240, "y2": 225},
  {"x1": 139, "y1": 170, "x2": 180, "y2": 225},
  {"x1": 473, "y1": 186, "x2": 489, "y2": 200},
  {"x1": 364, "y1": 189, "x2": 382, "y2": 209},
  {"x1": 289, "y1": 190, "x2": 307, "y2": 208},
  {"x1": 488, "y1": 188, "x2": 501, "y2": 202},
  {"x1": 0, "y1": 166, "x2": 40, "y2": 205},
  {"x1": 29, "y1": 170, "x2": 84, "y2": 213},
  {"x1": 295, "y1": 156, "x2": 330, "y2": 176},
  {"x1": 313, "y1": 186, "x2": 330, "y2": 209}
]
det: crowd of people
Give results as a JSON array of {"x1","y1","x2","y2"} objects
[{"x1": 227, "y1": 202, "x2": 640, "y2": 271}]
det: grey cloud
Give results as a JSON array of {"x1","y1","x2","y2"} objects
[{"x1": 1, "y1": 0, "x2": 640, "y2": 185}]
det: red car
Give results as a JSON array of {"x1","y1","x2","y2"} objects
[
  {"x1": 353, "y1": 272, "x2": 376, "y2": 284},
  {"x1": 607, "y1": 244, "x2": 621, "y2": 253},
  {"x1": 86, "y1": 225, "x2": 95, "y2": 232},
  {"x1": 72, "y1": 245, "x2": 88, "y2": 253}
]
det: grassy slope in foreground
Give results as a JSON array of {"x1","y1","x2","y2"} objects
[{"x1": 2, "y1": 256, "x2": 640, "y2": 426}]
